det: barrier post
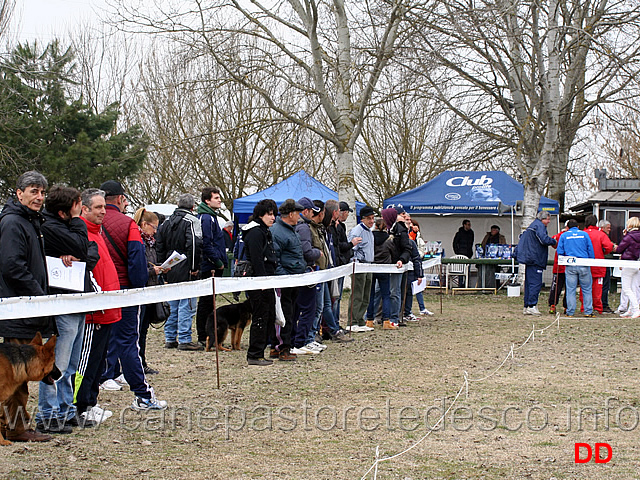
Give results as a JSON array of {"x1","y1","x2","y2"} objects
[
  {"x1": 439, "y1": 262, "x2": 443, "y2": 314},
  {"x1": 212, "y1": 276, "x2": 220, "y2": 389},
  {"x1": 348, "y1": 261, "x2": 356, "y2": 336}
]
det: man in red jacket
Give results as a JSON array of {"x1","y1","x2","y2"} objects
[
  {"x1": 581, "y1": 215, "x2": 614, "y2": 314},
  {"x1": 75, "y1": 188, "x2": 122, "y2": 424}
]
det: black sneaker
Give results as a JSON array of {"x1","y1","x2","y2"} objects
[
  {"x1": 247, "y1": 357, "x2": 274, "y2": 366},
  {"x1": 602, "y1": 307, "x2": 614, "y2": 313},
  {"x1": 164, "y1": 341, "x2": 178, "y2": 349},
  {"x1": 66, "y1": 415, "x2": 96, "y2": 429},
  {"x1": 178, "y1": 341, "x2": 204, "y2": 351},
  {"x1": 36, "y1": 418, "x2": 73, "y2": 434},
  {"x1": 144, "y1": 365, "x2": 159, "y2": 375}
]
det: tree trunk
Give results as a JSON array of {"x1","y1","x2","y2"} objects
[{"x1": 337, "y1": 149, "x2": 357, "y2": 231}]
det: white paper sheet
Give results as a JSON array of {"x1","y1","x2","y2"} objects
[
  {"x1": 159, "y1": 251, "x2": 187, "y2": 270},
  {"x1": 46, "y1": 256, "x2": 86, "y2": 292},
  {"x1": 411, "y1": 278, "x2": 426, "y2": 295}
]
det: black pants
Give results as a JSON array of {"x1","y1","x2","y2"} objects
[
  {"x1": 274, "y1": 287, "x2": 297, "y2": 351},
  {"x1": 75, "y1": 323, "x2": 112, "y2": 414},
  {"x1": 293, "y1": 285, "x2": 317, "y2": 348},
  {"x1": 196, "y1": 269, "x2": 224, "y2": 343},
  {"x1": 247, "y1": 289, "x2": 276, "y2": 360},
  {"x1": 602, "y1": 267, "x2": 611, "y2": 309},
  {"x1": 548, "y1": 272, "x2": 567, "y2": 309}
]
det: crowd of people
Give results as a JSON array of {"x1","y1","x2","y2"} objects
[
  {"x1": 0, "y1": 171, "x2": 435, "y2": 442},
  {"x1": 516, "y1": 210, "x2": 639, "y2": 319}
]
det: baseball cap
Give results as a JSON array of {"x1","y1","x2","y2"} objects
[
  {"x1": 394, "y1": 206, "x2": 406, "y2": 215},
  {"x1": 360, "y1": 206, "x2": 375, "y2": 218},
  {"x1": 99, "y1": 180, "x2": 126, "y2": 197},
  {"x1": 298, "y1": 197, "x2": 321, "y2": 213},
  {"x1": 339, "y1": 201, "x2": 353, "y2": 212}
]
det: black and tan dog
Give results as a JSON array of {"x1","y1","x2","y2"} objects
[
  {"x1": 205, "y1": 300, "x2": 252, "y2": 351},
  {"x1": 0, "y1": 332, "x2": 60, "y2": 445}
]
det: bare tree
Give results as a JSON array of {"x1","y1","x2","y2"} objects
[
  {"x1": 110, "y1": 0, "x2": 412, "y2": 227},
  {"x1": 408, "y1": 0, "x2": 640, "y2": 224}
]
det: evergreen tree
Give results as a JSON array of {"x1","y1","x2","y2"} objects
[{"x1": 0, "y1": 40, "x2": 147, "y2": 196}]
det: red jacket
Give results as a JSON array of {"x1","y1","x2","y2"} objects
[
  {"x1": 585, "y1": 225, "x2": 614, "y2": 278},
  {"x1": 81, "y1": 216, "x2": 122, "y2": 325},
  {"x1": 552, "y1": 231, "x2": 567, "y2": 274}
]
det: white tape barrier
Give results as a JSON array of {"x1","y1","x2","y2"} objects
[
  {"x1": 0, "y1": 257, "x2": 442, "y2": 320},
  {"x1": 558, "y1": 255, "x2": 640, "y2": 268}
]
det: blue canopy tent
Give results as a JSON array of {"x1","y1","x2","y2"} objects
[
  {"x1": 383, "y1": 171, "x2": 559, "y2": 214},
  {"x1": 383, "y1": 171, "x2": 560, "y2": 259},
  {"x1": 233, "y1": 170, "x2": 365, "y2": 223}
]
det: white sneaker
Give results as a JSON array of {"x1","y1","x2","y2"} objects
[
  {"x1": 81, "y1": 407, "x2": 111, "y2": 425},
  {"x1": 344, "y1": 325, "x2": 362, "y2": 332},
  {"x1": 621, "y1": 310, "x2": 637, "y2": 318},
  {"x1": 420, "y1": 308, "x2": 434, "y2": 316},
  {"x1": 292, "y1": 345, "x2": 320, "y2": 355},
  {"x1": 304, "y1": 342, "x2": 323, "y2": 353},
  {"x1": 114, "y1": 374, "x2": 129, "y2": 386},
  {"x1": 632, "y1": 311, "x2": 640, "y2": 319},
  {"x1": 91, "y1": 405, "x2": 113, "y2": 420},
  {"x1": 359, "y1": 325, "x2": 375, "y2": 331},
  {"x1": 528, "y1": 306, "x2": 542, "y2": 315},
  {"x1": 131, "y1": 395, "x2": 168, "y2": 411},
  {"x1": 310, "y1": 341, "x2": 327, "y2": 351},
  {"x1": 523, "y1": 307, "x2": 530, "y2": 315},
  {"x1": 99, "y1": 379, "x2": 122, "y2": 391}
]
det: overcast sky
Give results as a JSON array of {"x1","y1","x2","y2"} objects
[{"x1": 12, "y1": 0, "x2": 110, "y2": 43}]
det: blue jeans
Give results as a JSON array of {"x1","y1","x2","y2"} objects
[
  {"x1": 565, "y1": 265, "x2": 593, "y2": 316},
  {"x1": 37, "y1": 313, "x2": 85, "y2": 422},
  {"x1": 389, "y1": 273, "x2": 403, "y2": 323},
  {"x1": 331, "y1": 277, "x2": 344, "y2": 324},
  {"x1": 165, "y1": 298, "x2": 196, "y2": 344},
  {"x1": 308, "y1": 282, "x2": 339, "y2": 343},
  {"x1": 367, "y1": 273, "x2": 390, "y2": 320}
]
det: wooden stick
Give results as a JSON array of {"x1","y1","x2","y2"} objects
[{"x1": 212, "y1": 275, "x2": 220, "y2": 389}]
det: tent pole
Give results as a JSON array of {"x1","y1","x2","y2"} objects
[{"x1": 511, "y1": 206, "x2": 515, "y2": 274}]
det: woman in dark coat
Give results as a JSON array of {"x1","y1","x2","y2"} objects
[{"x1": 242, "y1": 199, "x2": 278, "y2": 366}]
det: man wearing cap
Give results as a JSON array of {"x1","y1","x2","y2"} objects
[
  {"x1": 269, "y1": 199, "x2": 306, "y2": 361},
  {"x1": 347, "y1": 206, "x2": 375, "y2": 330},
  {"x1": 330, "y1": 201, "x2": 361, "y2": 323},
  {"x1": 194, "y1": 187, "x2": 227, "y2": 348},
  {"x1": 98, "y1": 180, "x2": 167, "y2": 410},
  {"x1": 292, "y1": 197, "x2": 322, "y2": 354}
]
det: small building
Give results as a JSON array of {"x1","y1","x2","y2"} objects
[{"x1": 570, "y1": 169, "x2": 640, "y2": 244}]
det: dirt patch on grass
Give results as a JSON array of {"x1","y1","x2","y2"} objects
[{"x1": 2, "y1": 291, "x2": 639, "y2": 479}]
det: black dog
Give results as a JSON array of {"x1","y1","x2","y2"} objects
[{"x1": 205, "y1": 300, "x2": 252, "y2": 351}]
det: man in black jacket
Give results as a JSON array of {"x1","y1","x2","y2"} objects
[
  {"x1": 453, "y1": 219, "x2": 474, "y2": 258},
  {"x1": 0, "y1": 170, "x2": 52, "y2": 443},
  {"x1": 37, "y1": 186, "x2": 99, "y2": 434},
  {"x1": 156, "y1": 193, "x2": 203, "y2": 351}
]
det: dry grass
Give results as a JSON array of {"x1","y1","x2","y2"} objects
[{"x1": 2, "y1": 291, "x2": 639, "y2": 479}]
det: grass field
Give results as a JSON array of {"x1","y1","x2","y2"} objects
[{"x1": 1, "y1": 290, "x2": 639, "y2": 479}]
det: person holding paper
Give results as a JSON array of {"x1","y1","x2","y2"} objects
[
  {"x1": 156, "y1": 193, "x2": 203, "y2": 351},
  {"x1": 0, "y1": 170, "x2": 53, "y2": 443},
  {"x1": 37, "y1": 186, "x2": 99, "y2": 433}
]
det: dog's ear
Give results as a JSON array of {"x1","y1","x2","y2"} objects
[
  {"x1": 43, "y1": 335, "x2": 57, "y2": 350},
  {"x1": 30, "y1": 332, "x2": 43, "y2": 345}
]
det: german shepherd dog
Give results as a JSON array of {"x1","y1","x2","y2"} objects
[
  {"x1": 205, "y1": 300, "x2": 252, "y2": 352},
  {"x1": 0, "y1": 333, "x2": 60, "y2": 445}
]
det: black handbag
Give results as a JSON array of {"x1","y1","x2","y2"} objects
[
  {"x1": 234, "y1": 260, "x2": 253, "y2": 277},
  {"x1": 150, "y1": 301, "x2": 171, "y2": 324}
]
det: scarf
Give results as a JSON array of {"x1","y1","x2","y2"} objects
[
  {"x1": 196, "y1": 202, "x2": 217, "y2": 216},
  {"x1": 140, "y1": 227, "x2": 156, "y2": 247}
]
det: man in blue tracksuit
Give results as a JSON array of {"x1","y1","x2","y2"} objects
[
  {"x1": 516, "y1": 211, "x2": 557, "y2": 315},
  {"x1": 557, "y1": 219, "x2": 595, "y2": 317}
]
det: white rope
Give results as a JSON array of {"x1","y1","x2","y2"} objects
[
  {"x1": 0, "y1": 257, "x2": 442, "y2": 320},
  {"x1": 360, "y1": 295, "x2": 565, "y2": 479}
]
